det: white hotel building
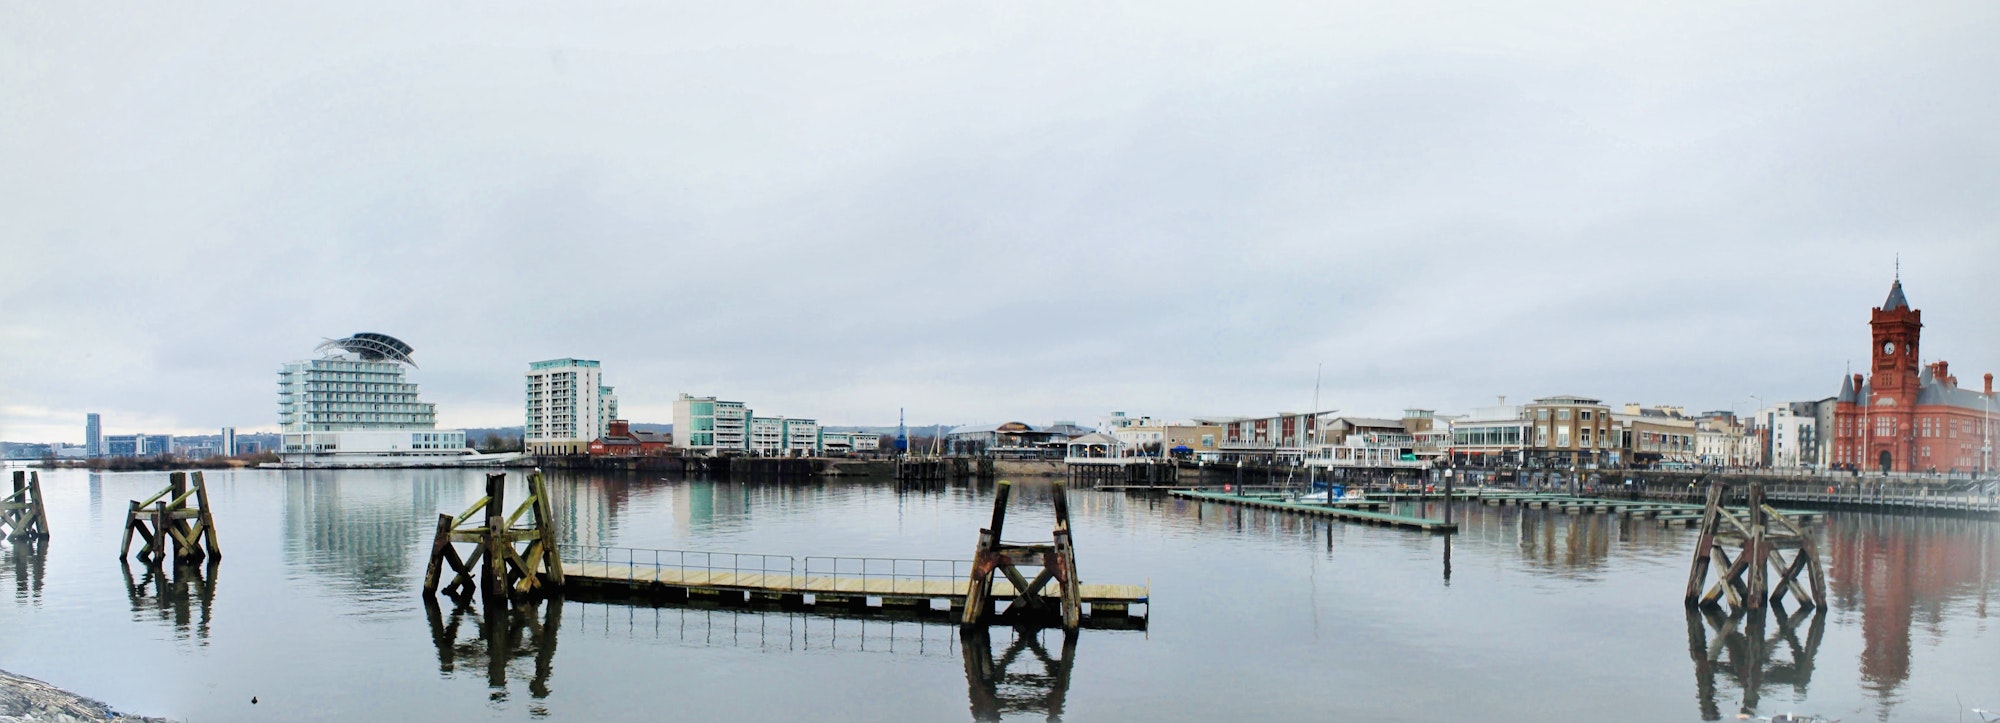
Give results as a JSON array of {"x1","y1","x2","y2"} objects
[
  {"x1": 278, "y1": 333, "x2": 514, "y2": 468},
  {"x1": 524, "y1": 358, "x2": 617, "y2": 455}
]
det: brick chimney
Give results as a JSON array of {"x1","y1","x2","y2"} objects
[
  {"x1": 1986, "y1": 373, "x2": 1993, "y2": 395},
  {"x1": 608, "y1": 419, "x2": 631, "y2": 438}
]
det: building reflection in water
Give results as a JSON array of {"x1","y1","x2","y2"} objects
[
  {"x1": 1685, "y1": 604, "x2": 1825, "y2": 721},
  {"x1": 121, "y1": 559, "x2": 219, "y2": 643},
  {"x1": 1824, "y1": 514, "x2": 1998, "y2": 719},
  {"x1": 281, "y1": 469, "x2": 463, "y2": 597},
  {"x1": 960, "y1": 626, "x2": 1078, "y2": 722},
  {"x1": 4, "y1": 540, "x2": 47, "y2": 604},
  {"x1": 426, "y1": 596, "x2": 562, "y2": 714}
]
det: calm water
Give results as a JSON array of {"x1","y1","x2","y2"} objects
[{"x1": 1, "y1": 466, "x2": 1995, "y2": 722}]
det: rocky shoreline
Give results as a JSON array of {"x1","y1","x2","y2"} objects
[{"x1": 0, "y1": 670, "x2": 168, "y2": 723}]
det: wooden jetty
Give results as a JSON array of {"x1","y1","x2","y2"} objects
[
  {"x1": 423, "y1": 471, "x2": 564, "y2": 602},
  {"x1": 1473, "y1": 490, "x2": 1824, "y2": 527},
  {"x1": 120, "y1": 472, "x2": 221, "y2": 566},
  {"x1": 1685, "y1": 482, "x2": 1826, "y2": 612},
  {"x1": 425, "y1": 474, "x2": 1148, "y2": 630},
  {"x1": 1169, "y1": 490, "x2": 1458, "y2": 533},
  {"x1": 1067, "y1": 459, "x2": 1178, "y2": 488},
  {"x1": 2, "y1": 471, "x2": 49, "y2": 541}
]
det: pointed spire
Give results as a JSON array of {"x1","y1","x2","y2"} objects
[
  {"x1": 1883, "y1": 275, "x2": 1909, "y2": 310},
  {"x1": 1838, "y1": 373, "x2": 1856, "y2": 403}
]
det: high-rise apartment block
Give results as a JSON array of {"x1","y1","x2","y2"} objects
[
  {"x1": 220, "y1": 427, "x2": 237, "y2": 456},
  {"x1": 524, "y1": 358, "x2": 618, "y2": 455},
  {"x1": 85, "y1": 413, "x2": 102, "y2": 457}
]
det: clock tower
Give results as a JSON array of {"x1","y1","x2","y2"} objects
[{"x1": 1866, "y1": 277, "x2": 1921, "y2": 471}]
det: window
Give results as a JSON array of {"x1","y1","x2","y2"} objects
[
  {"x1": 1557, "y1": 427, "x2": 1571, "y2": 447},
  {"x1": 1581, "y1": 428, "x2": 1592, "y2": 446},
  {"x1": 1537, "y1": 409, "x2": 1549, "y2": 420},
  {"x1": 1580, "y1": 410, "x2": 1593, "y2": 421},
  {"x1": 1536, "y1": 426, "x2": 1549, "y2": 446},
  {"x1": 1557, "y1": 410, "x2": 1571, "y2": 421}
]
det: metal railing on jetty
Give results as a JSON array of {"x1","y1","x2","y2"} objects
[{"x1": 553, "y1": 543, "x2": 1148, "y2": 627}]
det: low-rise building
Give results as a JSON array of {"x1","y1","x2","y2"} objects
[
  {"x1": 674, "y1": 394, "x2": 750, "y2": 455},
  {"x1": 1615, "y1": 409, "x2": 1699, "y2": 468},
  {"x1": 587, "y1": 420, "x2": 672, "y2": 456},
  {"x1": 1448, "y1": 402, "x2": 1528, "y2": 467},
  {"x1": 1524, "y1": 395, "x2": 1616, "y2": 468},
  {"x1": 1111, "y1": 422, "x2": 1225, "y2": 459},
  {"x1": 821, "y1": 431, "x2": 880, "y2": 456}
]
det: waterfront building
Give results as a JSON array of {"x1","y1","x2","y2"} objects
[
  {"x1": 1524, "y1": 396, "x2": 1615, "y2": 468},
  {"x1": 103, "y1": 433, "x2": 170, "y2": 457},
  {"x1": 524, "y1": 358, "x2": 617, "y2": 456},
  {"x1": 220, "y1": 427, "x2": 237, "y2": 456},
  {"x1": 946, "y1": 422, "x2": 1060, "y2": 457},
  {"x1": 782, "y1": 418, "x2": 821, "y2": 457},
  {"x1": 276, "y1": 333, "x2": 497, "y2": 468},
  {"x1": 85, "y1": 413, "x2": 102, "y2": 458},
  {"x1": 586, "y1": 420, "x2": 672, "y2": 457},
  {"x1": 1612, "y1": 410, "x2": 1698, "y2": 468},
  {"x1": 673, "y1": 394, "x2": 750, "y2": 455},
  {"x1": 821, "y1": 431, "x2": 880, "y2": 455},
  {"x1": 1748, "y1": 404, "x2": 1819, "y2": 469},
  {"x1": 1830, "y1": 276, "x2": 1997, "y2": 474},
  {"x1": 1448, "y1": 402, "x2": 1529, "y2": 467}
]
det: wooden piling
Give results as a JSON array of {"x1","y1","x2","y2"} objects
[
  {"x1": 2, "y1": 471, "x2": 50, "y2": 541},
  {"x1": 120, "y1": 472, "x2": 220, "y2": 566},
  {"x1": 961, "y1": 480, "x2": 1084, "y2": 630},
  {"x1": 1684, "y1": 480, "x2": 1825, "y2": 612},
  {"x1": 423, "y1": 471, "x2": 564, "y2": 603}
]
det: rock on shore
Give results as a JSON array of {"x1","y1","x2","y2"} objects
[{"x1": 0, "y1": 670, "x2": 169, "y2": 723}]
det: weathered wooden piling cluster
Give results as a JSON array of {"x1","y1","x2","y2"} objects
[
  {"x1": 1684, "y1": 482, "x2": 1827, "y2": 612},
  {"x1": 2, "y1": 471, "x2": 49, "y2": 541},
  {"x1": 119, "y1": 471, "x2": 221, "y2": 567},
  {"x1": 423, "y1": 472, "x2": 564, "y2": 602},
  {"x1": 963, "y1": 480, "x2": 1083, "y2": 628}
]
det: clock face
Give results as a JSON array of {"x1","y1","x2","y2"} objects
[{"x1": 1883, "y1": 341, "x2": 1895, "y2": 355}]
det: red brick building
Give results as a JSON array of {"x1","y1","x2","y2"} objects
[
  {"x1": 587, "y1": 420, "x2": 673, "y2": 457},
  {"x1": 1830, "y1": 278, "x2": 1996, "y2": 474}
]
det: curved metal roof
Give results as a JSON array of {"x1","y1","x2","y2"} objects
[{"x1": 315, "y1": 332, "x2": 417, "y2": 366}]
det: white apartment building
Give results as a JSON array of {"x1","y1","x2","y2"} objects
[
  {"x1": 524, "y1": 358, "x2": 617, "y2": 455},
  {"x1": 1752, "y1": 404, "x2": 1819, "y2": 469},
  {"x1": 822, "y1": 431, "x2": 880, "y2": 455},
  {"x1": 674, "y1": 394, "x2": 750, "y2": 455}
]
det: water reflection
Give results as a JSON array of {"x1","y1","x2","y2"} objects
[
  {"x1": 4, "y1": 540, "x2": 46, "y2": 604},
  {"x1": 425, "y1": 596, "x2": 562, "y2": 713},
  {"x1": 121, "y1": 559, "x2": 219, "y2": 642},
  {"x1": 1825, "y1": 515, "x2": 1999, "y2": 718},
  {"x1": 1685, "y1": 605, "x2": 1826, "y2": 721},
  {"x1": 282, "y1": 470, "x2": 462, "y2": 595},
  {"x1": 960, "y1": 626, "x2": 1077, "y2": 722}
]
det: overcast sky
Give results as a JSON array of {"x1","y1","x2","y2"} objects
[{"x1": 4, "y1": 1, "x2": 1997, "y2": 442}]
